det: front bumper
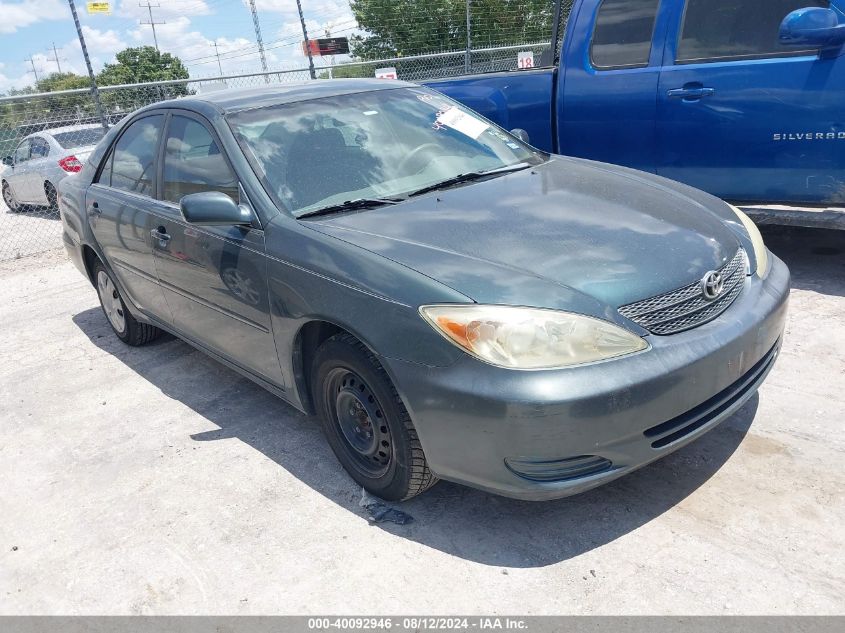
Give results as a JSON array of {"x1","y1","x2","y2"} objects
[{"x1": 382, "y1": 253, "x2": 790, "y2": 500}]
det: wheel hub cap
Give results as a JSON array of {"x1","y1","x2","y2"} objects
[{"x1": 97, "y1": 271, "x2": 126, "y2": 333}]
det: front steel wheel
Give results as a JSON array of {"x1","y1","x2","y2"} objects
[
  {"x1": 326, "y1": 368, "x2": 394, "y2": 478},
  {"x1": 312, "y1": 333, "x2": 438, "y2": 501}
]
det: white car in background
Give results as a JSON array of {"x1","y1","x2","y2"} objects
[{"x1": 2, "y1": 123, "x2": 106, "y2": 213}]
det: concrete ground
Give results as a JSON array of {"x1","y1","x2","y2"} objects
[{"x1": 0, "y1": 226, "x2": 843, "y2": 615}]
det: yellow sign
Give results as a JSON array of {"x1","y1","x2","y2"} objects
[{"x1": 86, "y1": 2, "x2": 111, "y2": 14}]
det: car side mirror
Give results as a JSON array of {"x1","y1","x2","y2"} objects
[
  {"x1": 180, "y1": 191, "x2": 252, "y2": 226},
  {"x1": 780, "y1": 7, "x2": 845, "y2": 48},
  {"x1": 510, "y1": 128, "x2": 530, "y2": 144},
  {"x1": 2, "y1": 156, "x2": 13, "y2": 166}
]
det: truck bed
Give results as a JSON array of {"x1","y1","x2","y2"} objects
[{"x1": 424, "y1": 68, "x2": 556, "y2": 153}]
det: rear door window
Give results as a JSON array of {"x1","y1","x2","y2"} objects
[
  {"x1": 30, "y1": 137, "x2": 50, "y2": 158},
  {"x1": 53, "y1": 127, "x2": 106, "y2": 150},
  {"x1": 14, "y1": 140, "x2": 31, "y2": 164},
  {"x1": 590, "y1": 0, "x2": 661, "y2": 69},
  {"x1": 676, "y1": 0, "x2": 830, "y2": 63},
  {"x1": 110, "y1": 115, "x2": 164, "y2": 197},
  {"x1": 162, "y1": 115, "x2": 239, "y2": 204}
]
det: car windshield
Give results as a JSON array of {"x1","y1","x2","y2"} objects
[
  {"x1": 53, "y1": 127, "x2": 105, "y2": 149},
  {"x1": 227, "y1": 87, "x2": 545, "y2": 217}
]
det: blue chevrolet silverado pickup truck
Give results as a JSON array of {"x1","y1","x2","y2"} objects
[{"x1": 427, "y1": 0, "x2": 845, "y2": 228}]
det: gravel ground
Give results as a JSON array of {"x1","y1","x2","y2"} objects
[{"x1": 0, "y1": 225, "x2": 843, "y2": 615}]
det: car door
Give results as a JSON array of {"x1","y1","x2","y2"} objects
[
  {"x1": 151, "y1": 111, "x2": 283, "y2": 384},
  {"x1": 88, "y1": 113, "x2": 171, "y2": 320},
  {"x1": 26, "y1": 137, "x2": 51, "y2": 203},
  {"x1": 8, "y1": 139, "x2": 32, "y2": 201},
  {"x1": 559, "y1": 0, "x2": 666, "y2": 171},
  {"x1": 656, "y1": 0, "x2": 844, "y2": 205}
]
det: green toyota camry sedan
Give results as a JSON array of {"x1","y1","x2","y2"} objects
[{"x1": 59, "y1": 79, "x2": 789, "y2": 501}]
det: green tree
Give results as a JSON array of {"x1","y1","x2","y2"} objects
[
  {"x1": 35, "y1": 72, "x2": 91, "y2": 93},
  {"x1": 96, "y1": 46, "x2": 191, "y2": 112},
  {"x1": 97, "y1": 46, "x2": 190, "y2": 85},
  {"x1": 349, "y1": 0, "x2": 554, "y2": 59}
]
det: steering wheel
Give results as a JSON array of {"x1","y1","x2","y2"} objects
[{"x1": 397, "y1": 143, "x2": 441, "y2": 175}]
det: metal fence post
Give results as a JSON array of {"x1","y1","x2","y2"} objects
[
  {"x1": 66, "y1": 0, "x2": 108, "y2": 132},
  {"x1": 465, "y1": 0, "x2": 472, "y2": 73}
]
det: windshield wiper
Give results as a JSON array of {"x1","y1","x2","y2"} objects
[
  {"x1": 297, "y1": 197, "x2": 403, "y2": 219},
  {"x1": 406, "y1": 163, "x2": 532, "y2": 198}
]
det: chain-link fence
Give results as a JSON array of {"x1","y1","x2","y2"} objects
[{"x1": 0, "y1": 0, "x2": 570, "y2": 261}]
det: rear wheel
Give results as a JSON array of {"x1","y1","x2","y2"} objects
[
  {"x1": 93, "y1": 261, "x2": 161, "y2": 346},
  {"x1": 44, "y1": 182, "x2": 58, "y2": 213},
  {"x1": 2, "y1": 180, "x2": 20, "y2": 213},
  {"x1": 312, "y1": 333, "x2": 438, "y2": 501}
]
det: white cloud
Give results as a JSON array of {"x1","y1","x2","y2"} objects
[
  {"x1": 0, "y1": 0, "x2": 67, "y2": 34},
  {"x1": 117, "y1": 0, "x2": 212, "y2": 19},
  {"x1": 128, "y1": 16, "x2": 281, "y2": 77}
]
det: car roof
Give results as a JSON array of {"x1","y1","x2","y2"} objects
[
  {"x1": 168, "y1": 78, "x2": 417, "y2": 113},
  {"x1": 25, "y1": 123, "x2": 104, "y2": 140}
]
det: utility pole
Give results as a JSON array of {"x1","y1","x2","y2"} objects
[
  {"x1": 48, "y1": 42, "x2": 63, "y2": 73},
  {"x1": 211, "y1": 41, "x2": 224, "y2": 76},
  {"x1": 465, "y1": 0, "x2": 471, "y2": 72},
  {"x1": 25, "y1": 56, "x2": 40, "y2": 83},
  {"x1": 246, "y1": 0, "x2": 269, "y2": 82},
  {"x1": 295, "y1": 0, "x2": 315, "y2": 80},
  {"x1": 66, "y1": 0, "x2": 107, "y2": 131},
  {"x1": 139, "y1": 1, "x2": 165, "y2": 52}
]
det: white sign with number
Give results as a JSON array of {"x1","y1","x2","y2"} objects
[
  {"x1": 517, "y1": 51, "x2": 534, "y2": 70},
  {"x1": 374, "y1": 67, "x2": 398, "y2": 80}
]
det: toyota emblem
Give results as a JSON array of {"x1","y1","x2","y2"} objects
[{"x1": 701, "y1": 271, "x2": 724, "y2": 300}]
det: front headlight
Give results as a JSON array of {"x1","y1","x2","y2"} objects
[
  {"x1": 420, "y1": 305, "x2": 648, "y2": 370},
  {"x1": 729, "y1": 204, "x2": 769, "y2": 277}
]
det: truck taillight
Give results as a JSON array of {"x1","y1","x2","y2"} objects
[{"x1": 58, "y1": 155, "x2": 83, "y2": 173}]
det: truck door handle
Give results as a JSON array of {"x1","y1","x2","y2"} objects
[
  {"x1": 151, "y1": 227, "x2": 171, "y2": 245},
  {"x1": 89, "y1": 201, "x2": 101, "y2": 215},
  {"x1": 668, "y1": 85, "x2": 716, "y2": 100}
]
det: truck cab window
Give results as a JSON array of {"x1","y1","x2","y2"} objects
[
  {"x1": 590, "y1": 0, "x2": 660, "y2": 69},
  {"x1": 677, "y1": 0, "x2": 830, "y2": 63}
]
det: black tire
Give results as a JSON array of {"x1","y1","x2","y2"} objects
[
  {"x1": 2, "y1": 180, "x2": 20, "y2": 213},
  {"x1": 45, "y1": 182, "x2": 58, "y2": 213},
  {"x1": 93, "y1": 260, "x2": 162, "y2": 346},
  {"x1": 312, "y1": 333, "x2": 438, "y2": 501}
]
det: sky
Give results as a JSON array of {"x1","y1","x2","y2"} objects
[{"x1": 0, "y1": 0, "x2": 359, "y2": 92}]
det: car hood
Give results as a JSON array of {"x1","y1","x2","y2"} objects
[{"x1": 304, "y1": 157, "x2": 741, "y2": 310}]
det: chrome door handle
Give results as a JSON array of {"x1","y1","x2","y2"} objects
[
  {"x1": 668, "y1": 86, "x2": 716, "y2": 100},
  {"x1": 151, "y1": 227, "x2": 171, "y2": 245}
]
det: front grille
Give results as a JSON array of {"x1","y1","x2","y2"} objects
[
  {"x1": 619, "y1": 249, "x2": 746, "y2": 335},
  {"x1": 644, "y1": 341, "x2": 779, "y2": 449}
]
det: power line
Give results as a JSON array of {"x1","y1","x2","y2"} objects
[
  {"x1": 182, "y1": 20, "x2": 359, "y2": 68},
  {"x1": 139, "y1": 1, "x2": 166, "y2": 52}
]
